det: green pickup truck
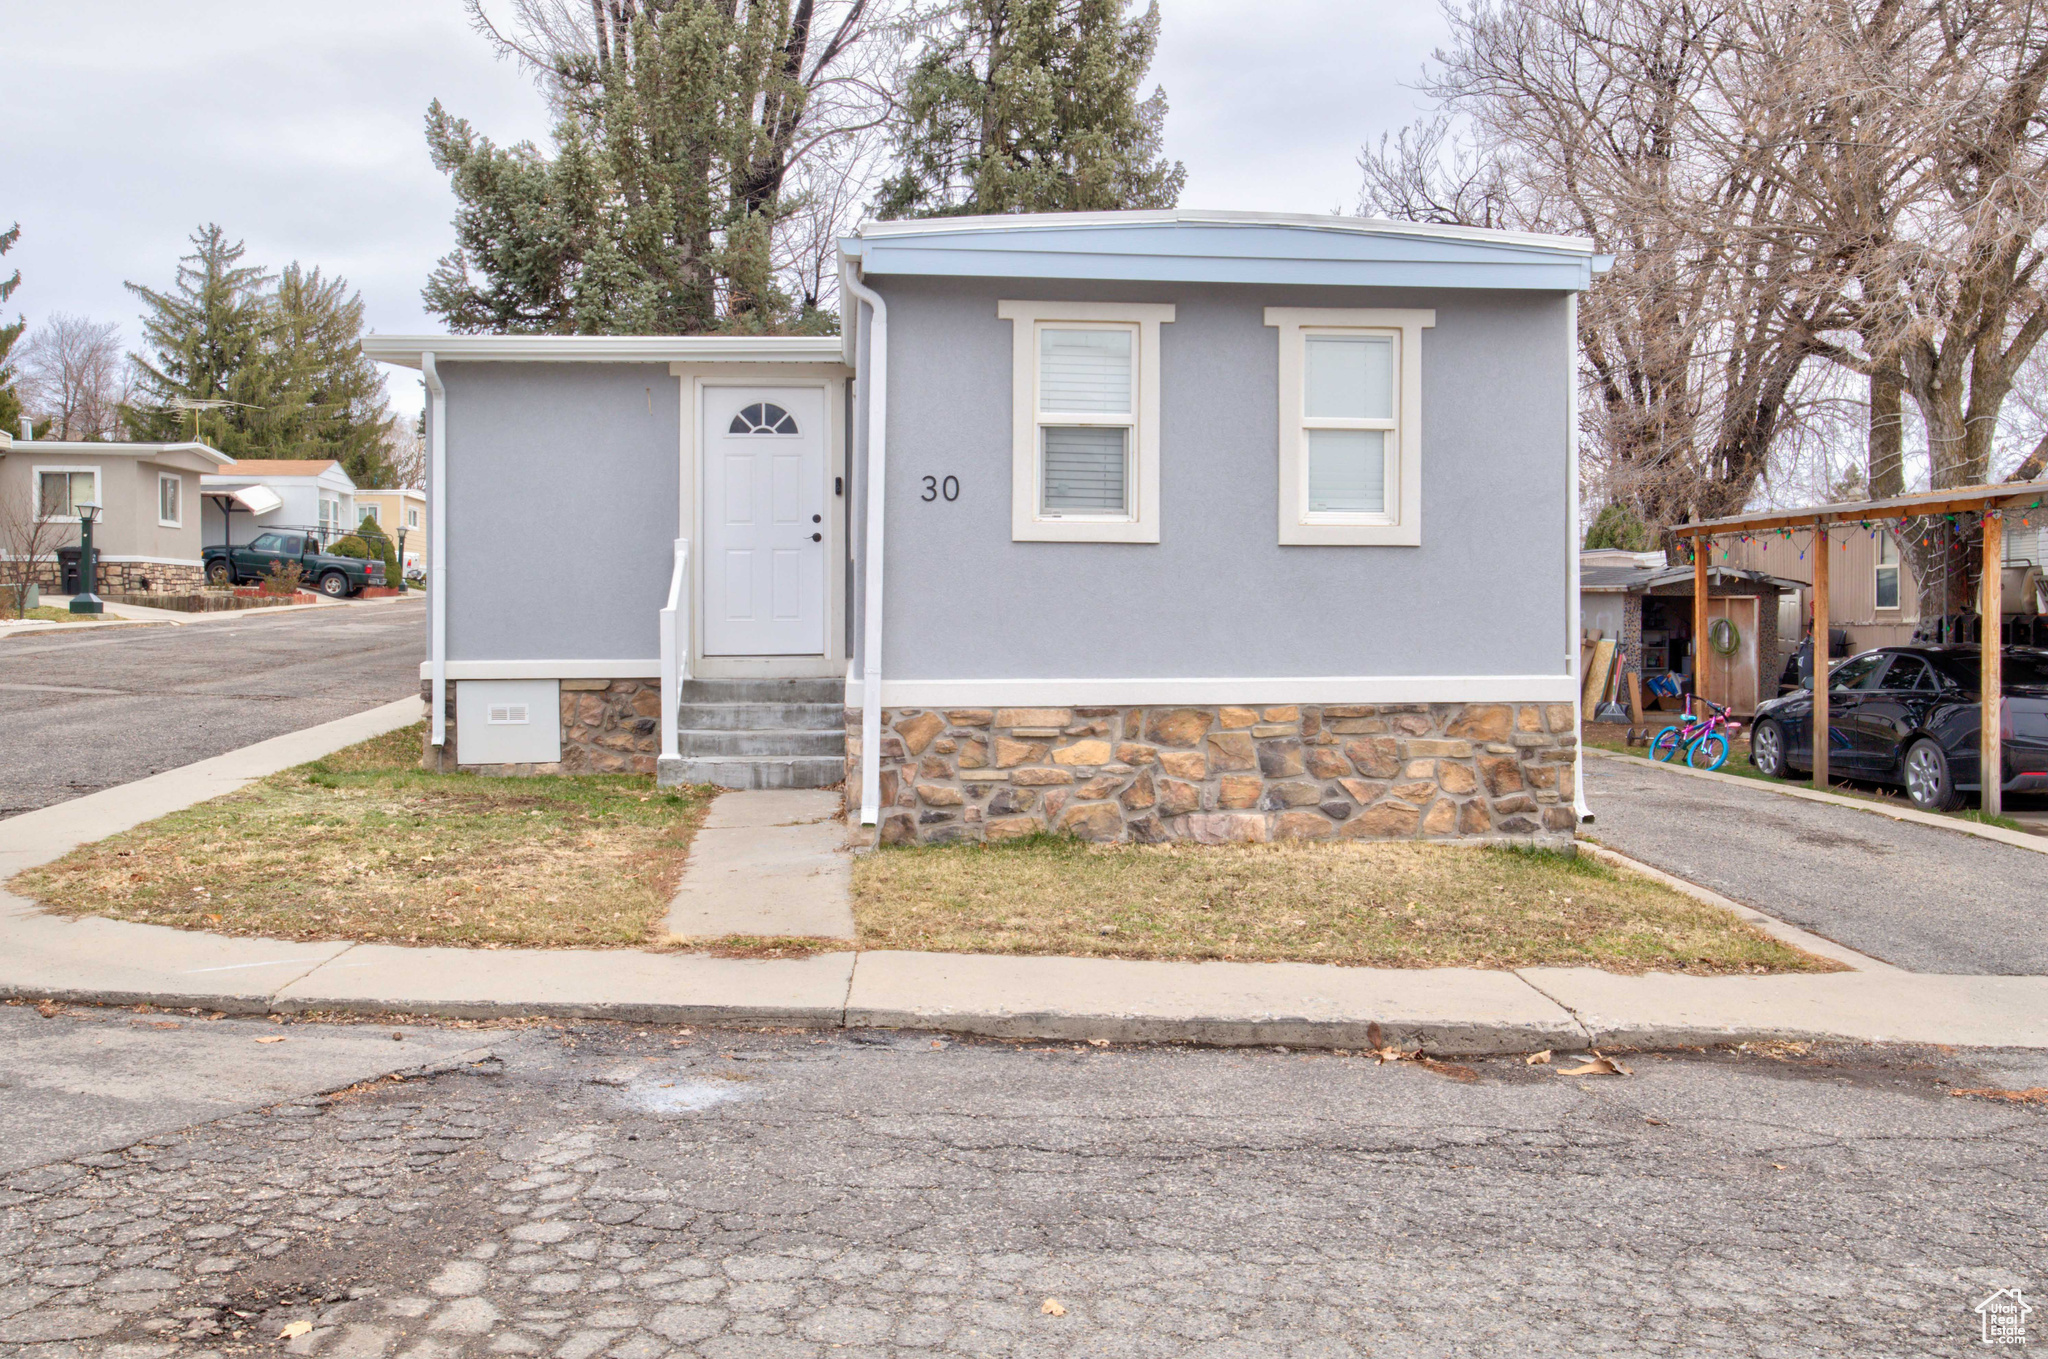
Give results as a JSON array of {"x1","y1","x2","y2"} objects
[{"x1": 203, "y1": 531, "x2": 385, "y2": 597}]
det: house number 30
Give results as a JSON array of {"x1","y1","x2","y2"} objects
[{"x1": 922, "y1": 475, "x2": 960, "y2": 502}]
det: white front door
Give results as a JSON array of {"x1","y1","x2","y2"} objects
[{"x1": 703, "y1": 386, "x2": 828, "y2": 656}]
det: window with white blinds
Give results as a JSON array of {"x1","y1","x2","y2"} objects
[
  {"x1": 1036, "y1": 325, "x2": 1134, "y2": 517},
  {"x1": 999, "y1": 300, "x2": 1173, "y2": 543}
]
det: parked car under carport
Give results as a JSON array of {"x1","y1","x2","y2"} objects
[{"x1": 1748, "y1": 645, "x2": 2048, "y2": 810}]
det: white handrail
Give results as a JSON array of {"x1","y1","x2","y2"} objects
[{"x1": 659, "y1": 537, "x2": 689, "y2": 763}]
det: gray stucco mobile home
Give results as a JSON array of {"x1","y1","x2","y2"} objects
[{"x1": 363, "y1": 210, "x2": 1607, "y2": 846}]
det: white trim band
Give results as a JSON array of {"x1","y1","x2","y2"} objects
[
  {"x1": 841, "y1": 675, "x2": 1578, "y2": 708},
  {"x1": 418, "y1": 660, "x2": 661, "y2": 681}
]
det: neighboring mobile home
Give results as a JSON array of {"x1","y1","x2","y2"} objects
[
  {"x1": 353, "y1": 488, "x2": 428, "y2": 575},
  {"x1": 200, "y1": 459, "x2": 357, "y2": 547},
  {"x1": 364, "y1": 209, "x2": 1608, "y2": 846},
  {"x1": 0, "y1": 433, "x2": 228, "y2": 592}
]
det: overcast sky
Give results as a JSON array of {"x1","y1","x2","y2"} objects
[{"x1": 0, "y1": 1, "x2": 1450, "y2": 421}]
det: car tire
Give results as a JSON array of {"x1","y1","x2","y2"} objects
[
  {"x1": 1750, "y1": 718, "x2": 1793, "y2": 779},
  {"x1": 1903, "y1": 737, "x2": 1961, "y2": 812},
  {"x1": 206, "y1": 560, "x2": 232, "y2": 587},
  {"x1": 318, "y1": 571, "x2": 351, "y2": 598}
]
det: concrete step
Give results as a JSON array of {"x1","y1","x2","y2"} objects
[
  {"x1": 680, "y1": 677, "x2": 843, "y2": 705},
  {"x1": 663, "y1": 755, "x2": 846, "y2": 790},
  {"x1": 675, "y1": 701, "x2": 844, "y2": 732},
  {"x1": 679, "y1": 728, "x2": 847, "y2": 758}
]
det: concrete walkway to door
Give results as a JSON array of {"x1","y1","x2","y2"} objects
[{"x1": 662, "y1": 790, "x2": 855, "y2": 940}]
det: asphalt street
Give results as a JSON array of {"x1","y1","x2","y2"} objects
[
  {"x1": 1585, "y1": 753, "x2": 2048, "y2": 975},
  {"x1": 0, "y1": 1011, "x2": 2040, "y2": 1357},
  {"x1": 0, "y1": 600, "x2": 424, "y2": 819}
]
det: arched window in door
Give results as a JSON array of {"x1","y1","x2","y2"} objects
[{"x1": 728, "y1": 402, "x2": 799, "y2": 435}]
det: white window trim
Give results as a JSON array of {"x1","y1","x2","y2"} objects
[
  {"x1": 33, "y1": 465, "x2": 100, "y2": 523},
  {"x1": 1265, "y1": 306, "x2": 1434, "y2": 546},
  {"x1": 157, "y1": 472, "x2": 183, "y2": 528},
  {"x1": 998, "y1": 299, "x2": 1174, "y2": 544},
  {"x1": 1874, "y1": 530, "x2": 1902, "y2": 612}
]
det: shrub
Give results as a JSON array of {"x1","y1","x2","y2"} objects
[
  {"x1": 261, "y1": 561, "x2": 305, "y2": 596},
  {"x1": 327, "y1": 534, "x2": 372, "y2": 559},
  {"x1": 355, "y1": 516, "x2": 402, "y2": 585}
]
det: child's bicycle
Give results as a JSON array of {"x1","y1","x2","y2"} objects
[{"x1": 1649, "y1": 695, "x2": 1742, "y2": 771}]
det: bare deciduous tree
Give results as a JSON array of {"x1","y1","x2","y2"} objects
[
  {"x1": 0, "y1": 481, "x2": 68, "y2": 618},
  {"x1": 17, "y1": 314, "x2": 125, "y2": 441},
  {"x1": 1363, "y1": 0, "x2": 1839, "y2": 548}
]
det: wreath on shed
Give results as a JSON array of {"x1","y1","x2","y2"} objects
[{"x1": 1708, "y1": 616, "x2": 1741, "y2": 656}]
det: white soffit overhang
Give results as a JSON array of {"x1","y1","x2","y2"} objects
[
  {"x1": 841, "y1": 209, "x2": 1612, "y2": 292},
  {"x1": 359, "y1": 334, "x2": 849, "y2": 368}
]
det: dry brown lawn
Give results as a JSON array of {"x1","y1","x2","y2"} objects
[
  {"x1": 12, "y1": 724, "x2": 711, "y2": 948},
  {"x1": 852, "y1": 834, "x2": 1837, "y2": 974}
]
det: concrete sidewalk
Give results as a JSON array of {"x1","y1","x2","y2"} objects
[
  {"x1": 662, "y1": 789, "x2": 854, "y2": 939},
  {"x1": 2, "y1": 697, "x2": 2044, "y2": 1053}
]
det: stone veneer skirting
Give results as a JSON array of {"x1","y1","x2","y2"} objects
[
  {"x1": 22, "y1": 559, "x2": 203, "y2": 593},
  {"x1": 847, "y1": 701, "x2": 1579, "y2": 846},
  {"x1": 421, "y1": 677, "x2": 660, "y2": 776}
]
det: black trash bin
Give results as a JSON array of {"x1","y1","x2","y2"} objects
[{"x1": 56, "y1": 547, "x2": 81, "y2": 595}]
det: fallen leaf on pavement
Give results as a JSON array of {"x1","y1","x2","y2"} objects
[
  {"x1": 280, "y1": 1321, "x2": 313, "y2": 1339},
  {"x1": 1556, "y1": 1052, "x2": 1631, "y2": 1077},
  {"x1": 255, "y1": 1036, "x2": 287, "y2": 1044},
  {"x1": 1644, "y1": 1116, "x2": 1666, "y2": 1126},
  {"x1": 1951, "y1": 1087, "x2": 2048, "y2": 1104},
  {"x1": 1526, "y1": 1050, "x2": 1552, "y2": 1066},
  {"x1": 1416, "y1": 1058, "x2": 1479, "y2": 1082},
  {"x1": 1041, "y1": 1299, "x2": 1066, "y2": 1316}
]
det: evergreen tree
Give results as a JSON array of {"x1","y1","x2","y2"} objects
[
  {"x1": 267, "y1": 264, "x2": 396, "y2": 485},
  {"x1": 424, "y1": 0, "x2": 880, "y2": 337},
  {"x1": 123, "y1": 225, "x2": 272, "y2": 450},
  {"x1": 125, "y1": 226, "x2": 394, "y2": 479},
  {"x1": 0, "y1": 223, "x2": 25, "y2": 435},
  {"x1": 877, "y1": 0, "x2": 1185, "y2": 219}
]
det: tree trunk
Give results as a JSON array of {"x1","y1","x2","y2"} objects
[{"x1": 1868, "y1": 371, "x2": 1903, "y2": 500}]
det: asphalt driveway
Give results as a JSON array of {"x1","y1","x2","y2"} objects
[
  {"x1": 1586, "y1": 751, "x2": 2048, "y2": 975},
  {"x1": 0, "y1": 599, "x2": 423, "y2": 819}
]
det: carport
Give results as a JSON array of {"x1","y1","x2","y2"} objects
[{"x1": 1677, "y1": 481, "x2": 2047, "y2": 814}]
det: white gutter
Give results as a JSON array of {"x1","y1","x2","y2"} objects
[
  {"x1": 840, "y1": 262, "x2": 888, "y2": 825},
  {"x1": 422, "y1": 352, "x2": 448, "y2": 749},
  {"x1": 1566, "y1": 294, "x2": 1591, "y2": 824}
]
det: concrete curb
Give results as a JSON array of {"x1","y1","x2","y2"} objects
[
  {"x1": 1585, "y1": 745, "x2": 2048, "y2": 856},
  {"x1": 3, "y1": 701, "x2": 2042, "y2": 1054}
]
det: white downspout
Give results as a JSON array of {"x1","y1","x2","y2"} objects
[
  {"x1": 841, "y1": 262, "x2": 888, "y2": 826},
  {"x1": 423, "y1": 352, "x2": 448, "y2": 750},
  {"x1": 1566, "y1": 293, "x2": 1591, "y2": 825}
]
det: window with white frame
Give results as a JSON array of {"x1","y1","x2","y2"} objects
[
  {"x1": 1265, "y1": 307, "x2": 1434, "y2": 546},
  {"x1": 998, "y1": 300, "x2": 1174, "y2": 543},
  {"x1": 158, "y1": 473, "x2": 182, "y2": 527},
  {"x1": 1875, "y1": 531, "x2": 1901, "y2": 610},
  {"x1": 406, "y1": 506, "x2": 420, "y2": 529},
  {"x1": 319, "y1": 495, "x2": 341, "y2": 537},
  {"x1": 358, "y1": 504, "x2": 380, "y2": 526},
  {"x1": 35, "y1": 468, "x2": 98, "y2": 520}
]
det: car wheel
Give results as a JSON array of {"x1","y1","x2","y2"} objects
[
  {"x1": 318, "y1": 571, "x2": 350, "y2": 598},
  {"x1": 206, "y1": 560, "x2": 232, "y2": 587},
  {"x1": 1750, "y1": 718, "x2": 1791, "y2": 778},
  {"x1": 1903, "y1": 738, "x2": 1960, "y2": 812}
]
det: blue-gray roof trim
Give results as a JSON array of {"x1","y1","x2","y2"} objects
[{"x1": 841, "y1": 210, "x2": 1609, "y2": 292}]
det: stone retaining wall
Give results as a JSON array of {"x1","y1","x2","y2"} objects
[
  {"x1": 846, "y1": 701, "x2": 1578, "y2": 846},
  {"x1": 421, "y1": 677, "x2": 660, "y2": 776}
]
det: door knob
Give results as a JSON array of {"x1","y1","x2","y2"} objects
[
  {"x1": 811, "y1": 533, "x2": 822, "y2": 542},
  {"x1": 812, "y1": 514, "x2": 821, "y2": 523}
]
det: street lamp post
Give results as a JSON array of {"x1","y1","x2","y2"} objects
[{"x1": 70, "y1": 502, "x2": 104, "y2": 615}]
